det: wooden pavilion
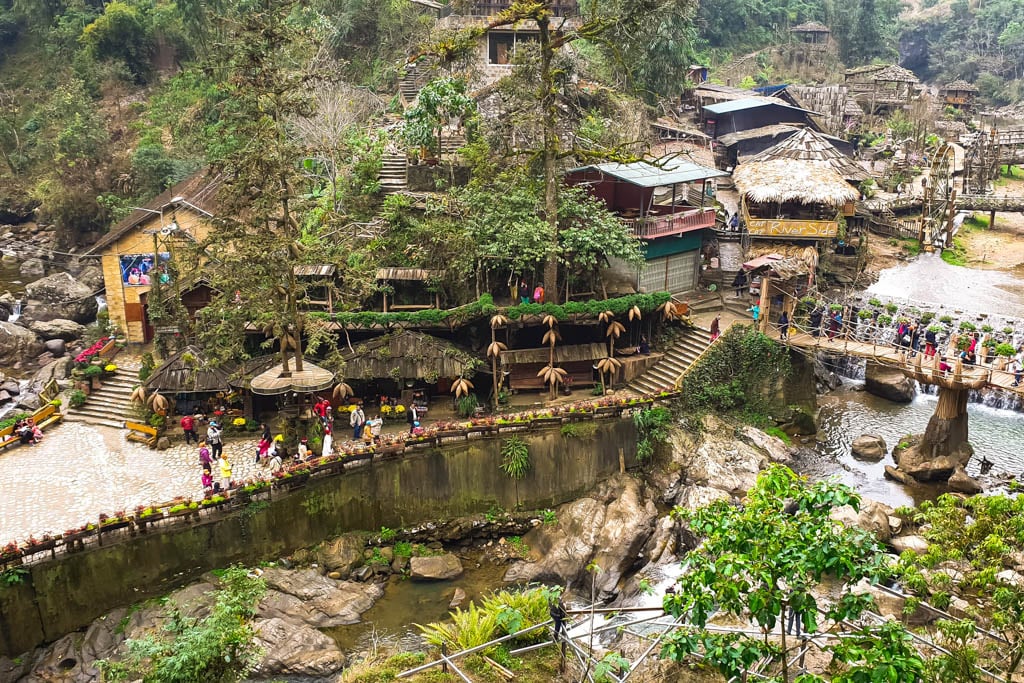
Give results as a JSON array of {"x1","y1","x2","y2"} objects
[
  {"x1": 144, "y1": 344, "x2": 235, "y2": 415},
  {"x1": 500, "y1": 343, "x2": 607, "y2": 392},
  {"x1": 790, "y1": 21, "x2": 830, "y2": 47},
  {"x1": 734, "y1": 128, "x2": 861, "y2": 242},
  {"x1": 940, "y1": 80, "x2": 978, "y2": 111}
]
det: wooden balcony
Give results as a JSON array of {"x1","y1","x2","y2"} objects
[{"x1": 620, "y1": 208, "x2": 716, "y2": 240}]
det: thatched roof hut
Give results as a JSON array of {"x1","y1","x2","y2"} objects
[
  {"x1": 145, "y1": 345, "x2": 234, "y2": 394},
  {"x1": 734, "y1": 159, "x2": 859, "y2": 206},
  {"x1": 746, "y1": 128, "x2": 870, "y2": 182},
  {"x1": 790, "y1": 21, "x2": 830, "y2": 34},
  {"x1": 943, "y1": 79, "x2": 978, "y2": 93},
  {"x1": 341, "y1": 331, "x2": 484, "y2": 381},
  {"x1": 872, "y1": 65, "x2": 919, "y2": 84}
]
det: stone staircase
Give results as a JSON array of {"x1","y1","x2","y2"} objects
[
  {"x1": 627, "y1": 326, "x2": 714, "y2": 395},
  {"x1": 378, "y1": 153, "x2": 409, "y2": 194},
  {"x1": 64, "y1": 368, "x2": 139, "y2": 430},
  {"x1": 399, "y1": 63, "x2": 425, "y2": 107}
]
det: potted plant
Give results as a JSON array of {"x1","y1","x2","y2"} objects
[
  {"x1": 83, "y1": 364, "x2": 103, "y2": 390},
  {"x1": 1, "y1": 541, "x2": 22, "y2": 563},
  {"x1": 24, "y1": 534, "x2": 58, "y2": 555},
  {"x1": 135, "y1": 505, "x2": 164, "y2": 531},
  {"x1": 166, "y1": 500, "x2": 199, "y2": 520},
  {"x1": 99, "y1": 511, "x2": 132, "y2": 532}
]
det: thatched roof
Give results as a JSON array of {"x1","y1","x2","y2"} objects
[
  {"x1": 872, "y1": 65, "x2": 919, "y2": 83},
  {"x1": 145, "y1": 345, "x2": 234, "y2": 394},
  {"x1": 249, "y1": 360, "x2": 335, "y2": 396},
  {"x1": 791, "y1": 21, "x2": 830, "y2": 33},
  {"x1": 342, "y1": 331, "x2": 484, "y2": 380},
  {"x1": 734, "y1": 159, "x2": 859, "y2": 206},
  {"x1": 943, "y1": 79, "x2": 978, "y2": 93},
  {"x1": 376, "y1": 268, "x2": 442, "y2": 281},
  {"x1": 500, "y1": 343, "x2": 608, "y2": 366},
  {"x1": 746, "y1": 128, "x2": 870, "y2": 182}
]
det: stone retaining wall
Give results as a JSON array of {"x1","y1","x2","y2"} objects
[{"x1": 0, "y1": 418, "x2": 638, "y2": 656}]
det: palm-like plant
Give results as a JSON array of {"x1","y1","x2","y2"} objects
[
  {"x1": 489, "y1": 314, "x2": 509, "y2": 408},
  {"x1": 659, "y1": 300, "x2": 679, "y2": 322},
  {"x1": 332, "y1": 381, "x2": 354, "y2": 402},
  {"x1": 148, "y1": 392, "x2": 169, "y2": 414},
  {"x1": 541, "y1": 314, "x2": 563, "y2": 399},
  {"x1": 451, "y1": 377, "x2": 474, "y2": 399},
  {"x1": 129, "y1": 386, "x2": 147, "y2": 404},
  {"x1": 596, "y1": 356, "x2": 622, "y2": 393}
]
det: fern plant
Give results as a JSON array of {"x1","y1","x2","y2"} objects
[{"x1": 500, "y1": 436, "x2": 531, "y2": 508}]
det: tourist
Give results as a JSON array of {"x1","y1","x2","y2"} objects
[
  {"x1": 255, "y1": 435, "x2": 271, "y2": 464},
  {"x1": 809, "y1": 307, "x2": 823, "y2": 338},
  {"x1": 1013, "y1": 347, "x2": 1024, "y2": 387},
  {"x1": 180, "y1": 413, "x2": 197, "y2": 446},
  {"x1": 729, "y1": 212, "x2": 739, "y2": 231},
  {"x1": 313, "y1": 397, "x2": 328, "y2": 424},
  {"x1": 518, "y1": 279, "x2": 530, "y2": 304},
  {"x1": 322, "y1": 425, "x2": 333, "y2": 458},
  {"x1": 533, "y1": 283, "x2": 545, "y2": 304},
  {"x1": 828, "y1": 309, "x2": 841, "y2": 341},
  {"x1": 367, "y1": 415, "x2": 383, "y2": 444},
  {"x1": 267, "y1": 450, "x2": 283, "y2": 472},
  {"x1": 16, "y1": 420, "x2": 32, "y2": 445},
  {"x1": 30, "y1": 419, "x2": 43, "y2": 444},
  {"x1": 201, "y1": 466, "x2": 213, "y2": 497},
  {"x1": 978, "y1": 333, "x2": 991, "y2": 364},
  {"x1": 217, "y1": 455, "x2": 233, "y2": 491},
  {"x1": 350, "y1": 404, "x2": 366, "y2": 440},
  {"x1": 207, "y1": 421, "x2": 224, "y2": 459},
  {"x1": 732, "y1": 271, "x2": 747, "y2": 298},
  {"x1": 297, "y1": 437, "x2": 309, "y2": 460},
  {"x1": 710, "y1": 316, "x2": 721, "y2": 341},
  {"x1": 199, "y1": 441, "x2": 211, "y2": 468},
  {"x1": 638, "y1": 335, "x2": 651, "y2": 354},
  {"x1": 407, "y1": 403, "x2": 420, "y2": 433},
  {"x1": 749, "y1": 302, "x2": 760, "y2": 323},
  {"x1": 260, "y1": 422, "x2": 271, "y2": 444},
  {"x1": 549, "y1": 596, "x2": 568, "y2": 641},
  {"x1": 924, "y1": 326, "x2": 938, "y2": 358},
  {"x1": 411, "y1": 420, "x2": 425, "y2": 436},
  {"x1": 910, "y1": 324, "x2": 921, "y2": 356},
  {"x1": 778, "y1": 310, "x2": 789, "y2": 341}
]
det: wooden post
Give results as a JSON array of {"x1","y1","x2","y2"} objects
[
  {"x1": 945, "y1": 188, "x2": 957, "y2": 249},
  {"x1": 758, "y1": 275, "x2": 771, "y2": 334},
  {"x1": 619, "y1": 447, "x2": 625, "y2": 474},
  {"x1": 989, "y1": 209, "x2": 997, "y2": 230}
]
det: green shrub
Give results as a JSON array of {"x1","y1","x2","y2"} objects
[
  {"x1": 83, "y1": 364, "x2": 103, "y2": 378},
  {"x1": 920, "y1": 312, "x2": 935, "y2": 324},
  {"x1": 764, "y1": 426, "x2": 792, "y2": 445},
  {"x1": 1004, "y1": 327, "x2": 1014, "y2": 335},
  {"x1": 138, "y1": 352, "x2": 156, "y2": 382},
  {"x1": 996, "y1": 343, "x2": 1017, "y2": 357},
  {"x1": 868, "y1": 297, "x2": 882, "y2": 307},
  {"x1": 0, "y1": 412, "x2": 31, "y2": 430},
  {"x1": 959, "y1": 321, "x2": 977, "y2": 332},
  {"x1": 927, "y1": 324, "x2": 943, "y2": 334},
  {"x1": 885, "y1": 302, "x2": 899, "y2": 314},
  {"x1": 829, "y1": 304, "x2": 844, "y2": 312},
  {"x1": 68, "y1": 390, "x2": 87, "y2": 409},
  {"x1": 456, "y1": 394, "x2": 479, "y2": 418},
  {"x1": 877, "y1": 315, "x2": 893, "y2": 326},
  {"x1": 857, "y1": 309, "x2": 874, "y2": 320},
  {"x1": 981, "y1": 324, "x2": 993, "y2": 333},
  {"x1": 939, "y1": 315, "x2": 953, "y2": 324}
]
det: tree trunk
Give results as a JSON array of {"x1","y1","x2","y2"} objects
[
  {"x1": 919, "y1": 387, "x2": 969, "y2": 457},
  {"x1": 538, "y1": 12, "x2": 560, "y2": 303}
]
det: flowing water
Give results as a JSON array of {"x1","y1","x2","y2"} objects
[
  {"x1": 867, "y1": 251, "x2": 1024, "y2": 319},
  {"x1": 0, "y1": 261, "x2": 29, "y2": 296}
]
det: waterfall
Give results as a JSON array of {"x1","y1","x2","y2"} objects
[
  {"x1": 918, "y1": 383, "x2": 1024, "y2": 411},
  {"x1": 821, "y1": 354, "x2": 866, "y2": 380},
  {"x1": 8, "y1": 299, "x2": 21, "y2": 323}
]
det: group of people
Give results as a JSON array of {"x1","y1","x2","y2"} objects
[
  {"x1": 517, "y1": 280, "x2": 546, "y2": 305},
  {"x1": 12, "y1": 417, "x2": 43, "y2": 446}
]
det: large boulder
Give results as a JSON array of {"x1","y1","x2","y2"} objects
[
  {"x1": 43, "y1": 339, "x2": 65, "y2": 357},
  {"x1": 22, "y1": 272, "x2": 98, "y2": 324},
  {"x1": 75, "y1": 265, "x2": 104, "y2": 292},
  {"x1": 259, "y1": 568, "x2": 383, "y2": 627},
  {"x1": 0, "y1": 321, "x2": 43, "y2": 368},
  {"x1": 890, "y1": 534, "x2": 929, "y2": 555},
  {"x1": 19, "y1": 258, "x2": 44, "y2": 278},
  {"x1": 251, "y1": 617, "x2": 346, "y2": 678},
  {"x1": 29, "y1": 318, "x2": 86, "y2": 341},
  {"x1": 893, "y1": 437, "x2": 973, "y2": 482},
  {"x1": 851, "y1": 434, "x2": 887, "y2": 461},
  {"x1": 317, "y1": 533, "x2": 366, "y2": 579},
  {"x1": 410, "y1": 553, "x2": 464, "y2": 581},
  {"x1": 948, "y1": 466, "x2": 983, "y2": 494},
  {"x1": 864, "y1": 362, "x2": 915, "y2": 403},
  {"x1": 850, "y1": 578, "x2": 935, "y2": 625},
  {"x1": 684, "y1": 430, "x2": 769, "y2": 497},
  {"x1": 504, "y1": 474, "x2": 658, "y2": 600},
  {"x1": 830, "y1": 500, "x2": 893, "y2": 542}
]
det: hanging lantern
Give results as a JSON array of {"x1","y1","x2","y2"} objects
[
  {"x1": 451, "y1": 377, "x2": 474, "y2": 398},
  {"x1": 487, "y1": 341, "x2": 507, "y2": 358},
  {"x1": 332, "y1": 381, "x2": 354, "y2": 400}
]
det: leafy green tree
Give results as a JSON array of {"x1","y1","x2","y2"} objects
[
  {"x1": 98, "y1": 566, "x2": 266, "y2": 683},
  {"x1": 402, "y1": 76, "x2": 476, "y2": 158},
  {"x1": 79, "y1": 1, "x2": 154, "y2": 82},
  {"x1": 661, "y1": 465, "x2": 916, "y2": 683}
]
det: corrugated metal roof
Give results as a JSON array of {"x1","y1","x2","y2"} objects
[
  {"x1": 293, "y1": 264, "x2": 337, "y2": 277},
  {"x1": 569, "y1": 158, "x2": 728, "y2": 188},
  {"x1": 375, "y1": 268, "x2": 442, "y2": 280},
  {"x1": 703, "y1": 98, "x2": 818, "y2": 116}
]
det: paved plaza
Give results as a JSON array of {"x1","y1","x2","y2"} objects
[{"x1": 0, "y1": 422, "x2": 266, "y2": 543}]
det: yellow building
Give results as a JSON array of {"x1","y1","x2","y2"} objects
[{"x1": 86, "y1": 172, "x2": 222, "y2": 344}]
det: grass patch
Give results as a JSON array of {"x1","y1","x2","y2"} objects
[
  {"x1": 964, "y1": 215, "x2": 988, "y2": 230},
  {"x1": 901, "y1": 239, "x2": 921, "y2": 256},
  {"x1": 764, "y1": 426, "x2": 793, "y2": 445},
  {"x1": 941, "y1": 236, "x2": 968, "y2": 266}
]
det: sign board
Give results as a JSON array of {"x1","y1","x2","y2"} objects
[{"x1": 746, "y1": 218, "x2": 838, "y2": 239}]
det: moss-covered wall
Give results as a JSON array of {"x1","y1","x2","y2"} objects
[{"x1": 0, "y1": 419, "x2": 637, "y2": 656}]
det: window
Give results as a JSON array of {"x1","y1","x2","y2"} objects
[{"x1": 488, "y1": 31, "x2": 537, "y2": 65}]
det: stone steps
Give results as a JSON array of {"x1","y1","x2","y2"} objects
[
  {"x1": 627, "y1": 327, "x2": 714, "y2": 395},
  {"x1": 64, "y1": 371, "x2": 138, "y2": 429}
]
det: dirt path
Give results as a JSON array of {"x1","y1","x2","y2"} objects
[{"x1": 960, "y1": 173, "x2": 1024, "y2": 274}]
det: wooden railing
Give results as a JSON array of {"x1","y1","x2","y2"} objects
[
  {"x1": 446, "y1": 0, "x2": 578, "y2": 16},
  {"x1": 621, "y1": 208, "x2": 716, "y2": 239}
]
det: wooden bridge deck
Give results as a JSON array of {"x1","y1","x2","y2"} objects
[{"x1": 775, "y1": 330, "x2": 1023, "y2": 395}]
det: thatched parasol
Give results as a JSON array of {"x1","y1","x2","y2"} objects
[
  {"x1": 733, "y1": 158, "x2": 858, "y2": 206},
  {"x1": 745, "y1": 128, "x2": 870, "y2": 182},
  {"x1": 249, "y1": 360, "x2": 335, "y2": 396}
]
